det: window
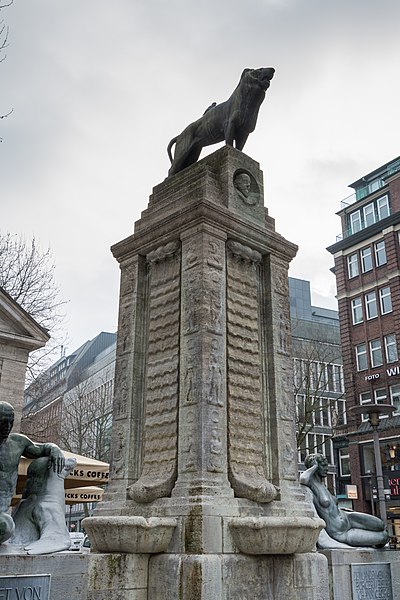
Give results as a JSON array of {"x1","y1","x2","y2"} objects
[
  {"x1": 363, "y1": 202, "x2": 376, "y2": 227},
  {"x1": 370, "y1": 338, "x2": 383, "y2": 367},
  {"x1": 335, "y1": 399, "x2": 346, "y2": 425},
  {"x1": 351, "y1": 297, "x2": 363, "y2": 324},
  {"x1": 384, "y1": 334, "x2": 398, "y2": 363},
  {"x1": 339, "y1": 447, "x2": 350, "y2": 476},
  {"x1": 350, "y1": 210, "x2": 362, "y2": 234},
  {"x1": 347, "y1": 253, "x2": 359, "y2": 278},
  {"x1": 293, "y1": 359, "x2": 302, "y2": 388},
  {"x1": 374, "y1": 241, "x2": 387, "y2": 267},
  {"x1": 365, "y1": 291, "x2": 377, "y2": 319},
  {"x1": 390, "y1": 385, "x2": 400, "y2": 415},
  {"x1": 324, "y1": 364, "x2": 331, "y2": 390},
  {"x1": 360, "y1": 391, "x2": 372, "y2": 422},
  {"x1": 314, "y1": 397, "x2": 331, "y2": 427},
  {"x1": 310, "y1": 362, "x2": 319, "y2": 390},
  {"x1": 379, "y1": 286, "x2": 392, "y2": 314},
  {"x1": 370, "y1": 179, "x2": 382, "y2": 194},
  {"x1": 324, "y1": 438, "x2": 333, "y2": 464},
  {"x1": 374, "y1": 388, "x2": 387, "y2": 404},
  {"x1": 361, "y1": 247, "x2": 373, "y2": 272},
  {"x1": 356, "y1": 343, "x2": 368, "y2": 371},
  {"x1": 333, "y1": 365, "x2": 343, "y2": 392},
  {"x1": 377, "y1": 195, "x2": 390, "y2": 220}
]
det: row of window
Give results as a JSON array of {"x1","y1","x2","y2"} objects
[
  {"x1": 351, "y1": 286, "x2": 392, "y2": 324},
  {"x1": 355, "y1": 334, "x2": 398, "y2": 370},
  {"x1": 298, "y1": 433, "x2": 333, "y2": 465},
  {"x1": 293, "y1": 359, "x2": 343, "y2": 394},
  {"x1": 348, "y1": 195, "x2": 390, "y2": 235},
  {"x1": 360, "y1": 384, "x2": 400, "y2": 420},
  {"x1": 347, "y1": 239, "x2": 387, "y2": 279},
  {"x1": 296, "y1": 395, "x2": 346, "y2": 428}
]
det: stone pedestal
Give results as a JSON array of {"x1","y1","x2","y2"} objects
[
  {"x1": 84, "y1": 146, "x2": 328, "y2": 599},
  {"x1": 322, "y1": 548, "x2": 400, "y2": 600}
]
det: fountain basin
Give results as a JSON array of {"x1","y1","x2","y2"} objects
[
  {"x1": 82, "y1": 516, "x2": 177, "y2": 554},
  {"x1": 229, "y1": 516, "x2": 325, "y2": 555}
]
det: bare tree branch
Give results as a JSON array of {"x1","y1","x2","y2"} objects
[
  {"x1": 0, "y1": 232, "x2": 68, "y2": 384},
  {"x1": 60, "y1": 378, "x2": 113, "y2": 463},
  {"x1": 293, "y1": 326, "x2": 345, "y2": 455},
  {"x1": 0, "y1": 0, "x2": 13, "y2": 138}
]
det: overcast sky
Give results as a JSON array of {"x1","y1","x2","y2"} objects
[{"x1": 2, "y1": 0, "x2": 400, "y2": 357}]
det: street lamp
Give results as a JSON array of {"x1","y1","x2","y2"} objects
[{"x1": 349, "y1": 403, "x2": 395, "y2": 525}]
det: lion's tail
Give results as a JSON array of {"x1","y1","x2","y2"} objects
[{"x1": 167, "y1": 137, "x2": 178, "y2": 163}]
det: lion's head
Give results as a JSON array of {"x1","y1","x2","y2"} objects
[{"x1": 241, "y1": 67, "x2": 275, "y2": 90}]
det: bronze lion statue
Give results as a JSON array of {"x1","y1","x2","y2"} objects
[{"x1": 167, "y1": 67, "x2": 275, "y2": 177}]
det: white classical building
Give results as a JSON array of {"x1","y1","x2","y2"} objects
[{"x1": 0, "y1": 286, "x2": 49, "y2": 430}]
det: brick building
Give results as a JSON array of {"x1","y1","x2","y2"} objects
[{"x1": 327, "y1": 156, "x2": 400, "y2": 534}]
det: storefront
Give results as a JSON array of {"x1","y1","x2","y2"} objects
[{"x1": 359, "y1": 436, "x2": 400, "y2": 540}]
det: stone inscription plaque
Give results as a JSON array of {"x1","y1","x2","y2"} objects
[
  {"x1": 0, "y1": 575, "x2": 50, "y2": 600},
  {"x1": 351, "y1": 563, "x2": 392, "y2": 600}
]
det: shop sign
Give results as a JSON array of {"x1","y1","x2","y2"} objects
[
  {"x1": 387, "y1": 366, "x2": 400, "y2": 377},
  {"x1": 365, "y1": 373, "x2": 380, "y2": 381},
  {"x1": 346, "y1": 484, "x2": 358, "y2": 500},
  {"x1": 364, "y1": 364, "x2": 400, "y2": 380},
  {"x1": 388, "y1": 475, "x2": 400, "y2": 497}
]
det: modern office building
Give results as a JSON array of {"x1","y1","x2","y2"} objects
[
  {"x1": 22, "y1": 331, "x2": 116, "y2": 460},
  {"x1": 289, "y1": 277, "x2": 345, "y2": 492},
  {"x1": 327, "y1": 156, "x2": 400, "y2": 532}
]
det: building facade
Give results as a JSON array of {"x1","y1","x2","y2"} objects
[
  {"x1": 23, "y1": 331, "x2": 116, "y2": 461},
  {"x1": 0, "y1": 286, "x2": 49, "y2": 430},
  {"x1": 327, "y1": 156, "x2": 400, "y2": 534},
  {"x1": 289, "y1": 277, "x2": 345, "y2": 492}
]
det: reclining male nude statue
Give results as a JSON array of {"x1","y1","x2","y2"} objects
[
  {"x1": 300, "y1": 453, "x2": 388, "y2": 548},
  {"x1": 0, "y1": 401, "x2": 65, "y2": 546},
  {"x1": 12, "y1": 455, "x2": 76, "y2": 554}
]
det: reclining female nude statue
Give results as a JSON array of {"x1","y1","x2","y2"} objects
[{"x1": 300, "y1": 453, "x2": 388, "y2": 549}]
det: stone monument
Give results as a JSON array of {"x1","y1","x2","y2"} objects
[{"x1": 83, "y1": 142, "x2": 329, "y2": 598}]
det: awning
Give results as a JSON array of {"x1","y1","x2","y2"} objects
[
  {"x1": 64, "y1": 486, "x2": 104, "y2": 504},
  {"x1": 17, "y1": 450, "x2": 109, "y2": 495}
]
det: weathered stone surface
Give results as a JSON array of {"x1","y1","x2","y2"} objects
[
  {"x1": 229, "y1": 516, "x2": 325, "y2": 555},
  {"x1": 148, "y1": 552, "x2": 329, "y2": 599},
  {"x1": 0, "y1": 553, "x2": 90, "y2": 600},
  {"x1": 87, "y1": 553, "x2": 149, "y2": 594},
  {"x1": 82, "y1": 516, "x2": 176, "y2": 554},
  {"x1": 322, "y1": 548, "x2": 400, "y2": 600},
  {"x1": 89, "y1": 146, "x2": 328, "y2": 599}
]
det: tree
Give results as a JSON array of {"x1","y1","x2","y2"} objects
[
  {"x1": 22, "y1": 374, "x2": 113, "y2": 463},
  {"x1": 60, "y1": 378, "x2": 113, "y2": 463},
  {"x1": 0, "y1": 232, "x2": 67, "y2": 383},
  {"x1": 0, "y1": 1, "x2": 13, "y2": 138},
  {"x1": 292, "y1": 325, "x2": 346, "y2": 461}
]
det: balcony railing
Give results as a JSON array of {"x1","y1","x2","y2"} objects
[{"x1": 340, "y1": 193, "x2": 356, "y2": 210}]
